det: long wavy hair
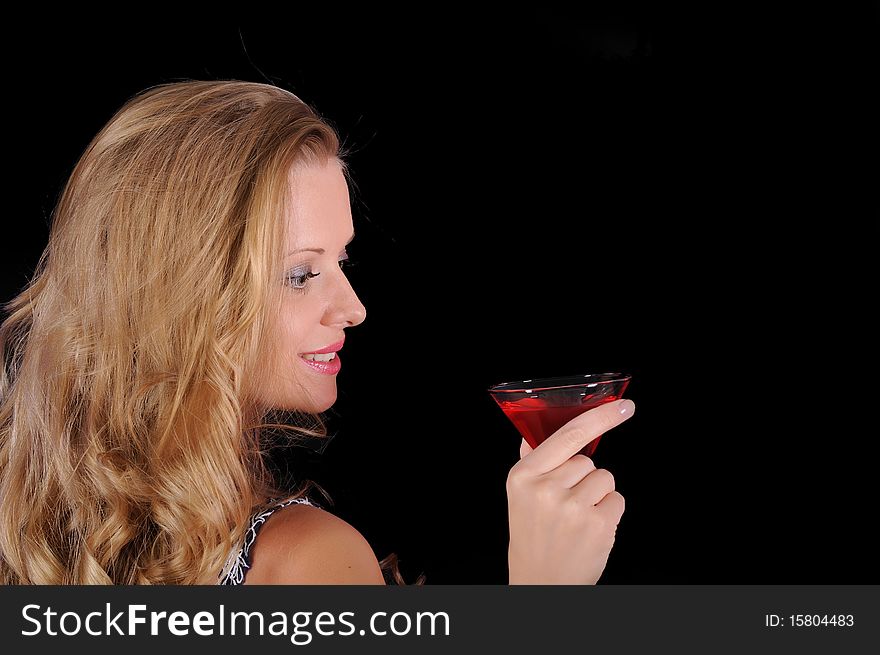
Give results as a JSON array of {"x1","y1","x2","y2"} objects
[{"x1": 0, "y1": 79, "x2": 425, "y2": 585}]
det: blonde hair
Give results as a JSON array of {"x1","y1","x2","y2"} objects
[{"x1": 0, "y1": 79, "x2": 424, "y2": 585}]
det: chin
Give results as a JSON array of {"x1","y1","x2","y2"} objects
[
  {"x1": 263, "y1": 374, "x2": 338, "y2": 414},
  {"x1": 293, "y1": 389, "x2": 338, "y2": 414},
  {"x1": 310, "y1": 397, "x2": 336, "y2": 414}
]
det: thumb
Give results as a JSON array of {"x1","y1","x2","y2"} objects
[{"x1": 519, "y1": 437, "x2": 533, "y2": 459}]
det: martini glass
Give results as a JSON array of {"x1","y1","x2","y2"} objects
[{"x1": 489, "y1": 373, "x2": 632, "y2": 458}]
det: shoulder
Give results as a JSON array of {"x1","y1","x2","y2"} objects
[{"x1": 243, "y1": 501, "x2": 385, "y2": 585}]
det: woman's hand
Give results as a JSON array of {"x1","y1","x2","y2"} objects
[{"x1": 507, "y1": 399, "x2": 634, "y2": 584}]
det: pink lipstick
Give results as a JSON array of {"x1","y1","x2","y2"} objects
[{"x1": 298, "y1": 338, "x2": 344, "y2": 375}]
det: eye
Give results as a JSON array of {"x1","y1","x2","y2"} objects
[
  {"x1": 285, "y1": 255, "x2": 359, "y2": 292},
  {"x1": 285, "y1": 269, "x2": 320, "y2": 290}
]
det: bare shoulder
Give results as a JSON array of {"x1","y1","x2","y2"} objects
[{"x1": 243, "y1": 502, "x2": 385, "y2": 585}]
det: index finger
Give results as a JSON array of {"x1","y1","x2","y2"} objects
[{"x1": 521, "y1": 399, "x2": 635, "y2": 476}]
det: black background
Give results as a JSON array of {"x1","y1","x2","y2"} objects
[{"x1": 3, "y1": 7, "x2": 876, "y2": 583}]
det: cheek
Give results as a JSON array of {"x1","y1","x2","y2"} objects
[
  {"x1": 278, "y1": 318, "x2": 298, "y2": 355},
  {"x1": 278, "y1": 299, "x2": 315, "y2": 358}
]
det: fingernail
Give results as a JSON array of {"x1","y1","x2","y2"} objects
[{"x1": 618, "y1": 399, "x2": 635, "y2": 416}]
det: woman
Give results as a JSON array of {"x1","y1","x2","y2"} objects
[{"x1": 0, "y1": 80, "x2": 630, "y2": 585}]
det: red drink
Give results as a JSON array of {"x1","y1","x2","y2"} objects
[
  {"x1": 489, "y1": 372, "x2": 631, "y2": 458},
  {"x1": 496, "y1": 394, "x2": 622, "y2": 457}
]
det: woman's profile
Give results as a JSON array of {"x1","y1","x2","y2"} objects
[{"x1": 0, "y1": 80, "x2": 630, "y2": 585}]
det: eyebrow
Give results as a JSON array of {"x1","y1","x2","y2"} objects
[{"x1": 287, "y1": 233, "x2": 355, "y2": 257}]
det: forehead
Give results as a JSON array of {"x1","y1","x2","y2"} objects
[{"x1": 286, "y1": 159, "x2": 352, "y2": 241}]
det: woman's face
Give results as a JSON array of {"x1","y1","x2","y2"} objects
[{"x1": 258, "y1": 158, "x2": 367, "y2": 414}]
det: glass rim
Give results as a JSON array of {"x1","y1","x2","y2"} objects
[{"x1": 488, "y1": 372, "x2": 631, "y2": 394}]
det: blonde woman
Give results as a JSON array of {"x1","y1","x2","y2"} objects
[{"x1": 0, "y1": 80, "x2": 631, "y2": 585}]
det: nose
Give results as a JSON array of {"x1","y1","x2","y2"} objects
[{"x1": 326, "y1": 271, "x2": 366, "y2": 328}]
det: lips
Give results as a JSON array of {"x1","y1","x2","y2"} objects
[
  {"x1": 299, "y1": 338, "x2": 345, "y2": 355},
  {"x1": 298, "y1": 350, "x2": 342, "y2": 375}
]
